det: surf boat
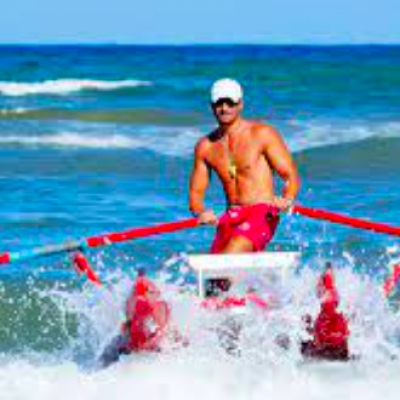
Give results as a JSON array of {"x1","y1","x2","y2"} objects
[{"x1": 187, "y1": 251, "x2": 300, "y2": 304}]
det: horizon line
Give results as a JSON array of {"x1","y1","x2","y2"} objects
[{"x1": 0, "y1": 42, "x2": 400, "y2": 47}]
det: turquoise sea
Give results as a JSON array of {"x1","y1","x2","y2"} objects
[{"x1": 0, "y1": 45, "x2": 400, "y2": 399}]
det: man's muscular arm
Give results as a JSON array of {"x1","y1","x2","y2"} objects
[
  {"x1": 189, "y1": 139, "x2": 218, "y2": 224},
  {"x1": 260, "y1": 125, "x2": 300, "y2": 209}
]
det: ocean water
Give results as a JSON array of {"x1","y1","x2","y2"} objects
[{"x1": 0, "y1": 45, "x2": 400, "y2": 399}]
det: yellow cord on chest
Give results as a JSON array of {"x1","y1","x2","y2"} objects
[{"x1": 228, "y1": 154, "x2": 237, "y2": 180}]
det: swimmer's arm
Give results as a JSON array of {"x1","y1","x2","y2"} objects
[
  {"x1": 189, "y1": 140, "x2": 211, "y2": 215},
  {"x1": 261, "y1": 126, "x2": 301, "y2": 203}
]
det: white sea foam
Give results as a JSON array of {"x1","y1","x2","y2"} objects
[
  {"x1": 0, "y1": 107, "x2": 29, "y2": 115},
  {"x1": 2, "y1": 260, "x2": 400, "y2": 400},
  {"x1": 286, "y1": 120, "x2": 400, "y2": 153},
  {"x1": 1, "y1": 356, "x2": 400, "y2": 400},
  {"x1": 0, "y1": 119, "x2": 399, "y2": 156},
  {"x1": 0, "y1": 132, "x2": 140, "y2": 149},
  {"x1": 0, "y1": 79, "x2": 152, "y2": 96},
  {"x1": 0, "y1": 128, "x2": 202, "y2": 155}
]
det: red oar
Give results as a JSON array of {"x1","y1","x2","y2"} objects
[
  {"x1": 72, "y1": 251, "x2": 102, "y2": 286},
  {"x1": 0, "y1": 217, "x2": 199, "y2": 284},
  {"x1": 293, "y1": 204, "x2": 400, "y2": 238},
  {"x1": 0, "y1": 217, "x2": 199, "y2": 266},
  {"x1": 86, "y1": 218, "x2": 199, "y2": 248},
  {"x1": 293, "y1": 204, "x2": 400, "y2": 297}
]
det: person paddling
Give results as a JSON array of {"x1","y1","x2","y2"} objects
[
  {"x1": 189, "y1": 78, "x2": 300, "y2": 296},
  {"x1": 301, "y1": 263, "x2": 350, "y2": 361},
  {"x1": 100, "y1": 269, "x2": 170, "y2": 367},
  {"x1": 122, "y1": 269, "x2": 170, "y2": 352},
  {"x1": 190, "y1": 78, "x2": 300, "y2": 252}
]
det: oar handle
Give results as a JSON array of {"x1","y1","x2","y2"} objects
[{"x1": 293, "y1": 204, "x2": 400, "y2": 237}]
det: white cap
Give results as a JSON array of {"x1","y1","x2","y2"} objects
[{"x1": 210, "y1": 78, "x2": 243, "y2": 103}]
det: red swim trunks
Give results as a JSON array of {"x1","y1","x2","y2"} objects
[{"x1": 210, "y1": 203, "x2": 280, "y2": 253}]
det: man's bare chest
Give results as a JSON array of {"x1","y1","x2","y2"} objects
[{"x1": 207, "y1": 140, "x2": 262, "y2": 178}]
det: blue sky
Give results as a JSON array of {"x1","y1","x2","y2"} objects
[{"x1": 1, "y1": 0, "x2": 399, "y2": 44}]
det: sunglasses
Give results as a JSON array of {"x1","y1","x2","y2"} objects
[{"x1": 212, "y1": 98, "x2": 239, "y2": 108}]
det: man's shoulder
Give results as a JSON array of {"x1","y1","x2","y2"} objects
[
  {"x1": 197, "y1": 128, "x2": 222, "y2": 146},
  {"x1": 194, "y1": 133, "x2": 215, "y2": 157},
  {"x1": 248, "y1": 121, "x2": 282, "y2": 142}
]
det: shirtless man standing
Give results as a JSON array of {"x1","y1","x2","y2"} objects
[{"x1": 189, "y1": 78, "x2": 300, "y2": 255}]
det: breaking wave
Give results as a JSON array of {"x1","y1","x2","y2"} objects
[{"x1": 0, "y1": 79, "x2": 152, "y2": 96}]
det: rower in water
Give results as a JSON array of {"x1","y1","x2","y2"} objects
[
  {"x1": 99, "y1": 269, "x2": 171, "y2": 367},
  {"x1": 301, "y1": 263, "x2": 350, "y2": 361},
  {"x1": 189, "y1": 78, "x2": 300, "y2": 295}
]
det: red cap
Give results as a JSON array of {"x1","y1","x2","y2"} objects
[
  {"x1": 317, "y1": 267, "x2": 339, "y2": 308},
  {"x1": 133, "y1": 276, "x2": 161, "y2": 297},
  {"x1": 134, "y1": 277, "x2": 149, "y2": 296}
]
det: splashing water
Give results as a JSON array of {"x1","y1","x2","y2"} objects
[{"x1": 0, "y1": 252, "x2": 400, "y2": 399}]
